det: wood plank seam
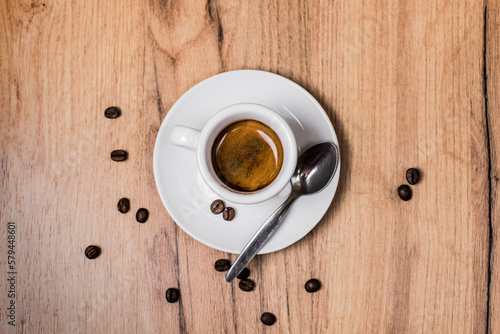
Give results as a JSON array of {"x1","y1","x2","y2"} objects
[
  {"x1": 483, "y1": 4, "x2": 493, "y2": 334},
  {"x1": 174, "y1": 225, "x2": 187, "y2": 333}
]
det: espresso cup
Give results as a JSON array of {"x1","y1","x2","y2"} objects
[{"x1": 170, "y1": 103, "x2": 297, "y2": 204}]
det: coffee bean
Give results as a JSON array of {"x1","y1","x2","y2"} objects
[
  {"x1": 398, "y1": 184, "x2": 412, "y2": 201},
  {"x1": 136, "y1": 208, "x2": 149, "y2": 223},
  {"x1": 305, "y1": 279, "x2": 322, "y2": 293},
  {"x1": 104, "y1": 106, "x2": 121, "y2": 119},
  {"x1": 111, "y1": 150, "x2": 128, "y2": 162},
  {"x1": 237, "y1": 267, "x2": 250, "y2": 280},
  {"x1": 85, "y1": 245, "x2": 101, "y2": 259},
  {"x1": 238, "y1": 279, "x2": 255, "y2": 292},
  {"x1": 214, "y1": 259, "x2": 231, "y2": 272},
  {"x1": 406, "y1": 168, "x2": 420, "y2": 185},
  {"x1": 223, "y1": 207, "x2": 235, "y2": 221},
  {"x1": 210, "y1": 200, "x2": 225, "y2": 214},
  {"x1": 261, "y1": 312, "x2": 276, "y2": 326},
  {"x1": 165, "y1": 288, "x2": 180, "y2": 303},
  {"x1": 117, "y1": 198, "x2": 130, "y2": 214}
]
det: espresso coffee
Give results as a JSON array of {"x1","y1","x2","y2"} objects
[{"x1": 212, "y1": 120, "x2": 284, "y2": 192}]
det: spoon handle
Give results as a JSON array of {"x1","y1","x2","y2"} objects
[{"x1": 225, "y1": 192, "x2": 299, "y2": 282}]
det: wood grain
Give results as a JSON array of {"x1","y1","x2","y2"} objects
[{"x1": 0, "y1": 0, "x2": 496, "y2": 333}]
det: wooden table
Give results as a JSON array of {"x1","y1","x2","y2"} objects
[{"x1": 1, "y1": 0, "x2": 499, "y2": 333}]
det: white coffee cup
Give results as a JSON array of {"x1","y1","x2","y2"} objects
[{"x1": 170, "y1": 103, "x2": 297, "y2": 204}]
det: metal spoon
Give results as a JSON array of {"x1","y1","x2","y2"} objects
[{"x1": 225, "y1": 142, "x2": 340, "y2": 282}]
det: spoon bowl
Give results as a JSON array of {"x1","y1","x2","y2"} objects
[
  {"x1": 225, "y1": 142, "x2": 339, "y2": 282},
  {"x1": 291, "y1": 142, "x2": 339, "y2": 195}
]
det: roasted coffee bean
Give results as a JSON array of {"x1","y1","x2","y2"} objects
[
  {"x1": 214, "y1": 259, "x2": 231, "y2": 272},
  {"x1": 85, "y1": 245, "x2": 101, "y2": 259},
  {"x1": 165, "y1": 288, "x2": 180, "y2": 303},
  {"x1": 237, "y1": 267, "x2": 250, "y2": 280},
  {"x1": 210, "y1": 200, "x2": 225, "y2": 214},
  {"x1": 223, "y1": 207, "x2": 235, "y2": 221},
  {"x1": 117, "y1": 198, "x2": 130, "y2": 214},
  {"x1": 305, "y1": 279, "x2": 322, "y2": 293},
  {"x1": 239, "y1": 279, "x2": 255, "y2": 292},
  {"x1": 398, "y1": 185, "x2": 412, "y2": 201},
  {"x1": 406, "y1": 168, "x2": 420, "y2": 185},
  {"x1": 104, "y1": 106, "x2": 121, "y2": 119},
  {"x1": 260, "y1": 312, "x2": 276, "y2": 326},
  {"x1": 111, "y1": 150, "x2": 128, "y2": 162},
  {"x1": 136, "y1": 208, "x2": 149, "y2": 223}
]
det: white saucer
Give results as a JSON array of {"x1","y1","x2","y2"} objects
[{"x1": 153, "y1": 70, "x2": 340, "y2": 254}]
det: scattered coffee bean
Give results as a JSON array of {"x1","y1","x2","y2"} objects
[
  {"x1": 165, "y1": 288, "x2": 180, "y2": 303},
  {"x1": 398, "y1": 184, "x2": 412, "y2": 201},
  {"x1": 104, "y1": 106, "x2": 121, "y2": 119},
  {"x1": 136, "y1": 208, "x2": 149, "y2": 223},
  {"x1": 223, "y1": 207, "x2": 235, "y2": 221},
  {"x1": 214, "y1": 259, "x2": 231, "y2": 272},
  {"x1": 111, "y1": 150, "x2": 128, "y2": 162},
  {"x1": 239, "y1": 279, "x2": 255, "y2": 292},
  {"x1": 305, "y1": 279, "x2": 322, "y2": 293},
  {"x1": 237, "y1": 267, "x2": 250, "y2": 280},
  {"x1": 406, "y1": 168, "x2": 420, "y2": 185},
  {"x1": 85, "y1": 245, "x2": 101, "y2": 259},
  {"x1": 261, "y1": 312, "x2": 276, "y2": 326},
  {"x1": 117, "y1": 198, "x2": 130, "y2": 214},
  {"x1": 210, "y1": 200, "x2": 225, "y2": 214}
]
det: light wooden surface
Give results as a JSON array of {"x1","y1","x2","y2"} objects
[{"x1": 0, "y1": 0, "x2": 498, "y2": 333}]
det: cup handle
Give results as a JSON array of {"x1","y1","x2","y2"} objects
[{"x1": 170, "y1": 125, "x2": 201, "y2": 152}]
